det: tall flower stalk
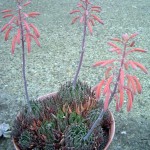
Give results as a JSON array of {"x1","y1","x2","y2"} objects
[
  {"x1": 1, "y1": 0, "x2": 40, "y2": 112},
  {"x1": 84, "y1": 33, "x2": 148, "y2": 140},
  {"x1": 70, "y1": 0, "x2": 104, "y2": 87}
]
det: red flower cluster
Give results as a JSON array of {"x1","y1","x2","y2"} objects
[
  {"x1": 70, "y1": 0, "x2": 103, "y2": 35},
  {"x1": 1, "y1": 0, "x2": 40, "y2": 54},
  {"x1": 93, "y1": 33, "x2": 148, "y2": 112}
]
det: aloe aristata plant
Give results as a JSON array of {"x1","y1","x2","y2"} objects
[
  {"x1": 84, "y1": 33, "x2": 148, "y2": 140},
  {"x1": 70, "y1": 0, "x2": 104, "y2": 87},
  {"x1": 1, "y1": 0, "x2": 40, "y2": 111}
]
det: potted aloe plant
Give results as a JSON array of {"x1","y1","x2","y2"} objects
[
  {"x1": 1, "y1": 0, "x2": 148, "y2": 150},
  {"x1": 1, "y1": 0, "x2": 115, "y2": 149}
]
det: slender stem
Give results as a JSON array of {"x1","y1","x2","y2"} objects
[
  {"x1": 83, "y1": 81, "x2": 117, "y2": 141},
  {"x1": 83, "y1": 109, "x2": 105, "y2": 140},
  {"x1": 72, "y1": 2, "x2": 88, "y2": 87},
  {"x1": 18, "y1": 2, "x2": 31, "y2": 112},
  {"x1": 84, "y1": 42, "x2": 127, "y2": 140}
]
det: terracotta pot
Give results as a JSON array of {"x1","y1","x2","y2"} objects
[
  {"x1": 104, "y1": 110, "x2": 115, "y2": 150},
  {"x1": 13, "y1": 92, "x2": 115, "y2": 150}
]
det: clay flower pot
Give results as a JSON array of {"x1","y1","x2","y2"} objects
[
  {"x1": 104, "y1": 110, "x2": 115, "y2": 150},
  {"x1": 13, "y1": 91, "x2": 115, "y2": 150}
]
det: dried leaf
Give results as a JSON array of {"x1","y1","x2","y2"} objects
[
  {"x1": 76, "y1": 105, "x2": 81, "y2": 115},
  {"x1": 68, "y1": 105, "x2": 72, "y2": 114},
  {"x1": 62, "y1": 103, "x2": 67, "y2": 113},
  {"x1": 86, "y1": 100, "x2": 91, "y2": 110},
  {"x1": 80, "y1": 103, "x2": 85, "y2": 112}
]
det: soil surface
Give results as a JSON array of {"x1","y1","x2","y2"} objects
[{"x1": 0, "y1": 0, "x2": 150, "y2": 149}]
